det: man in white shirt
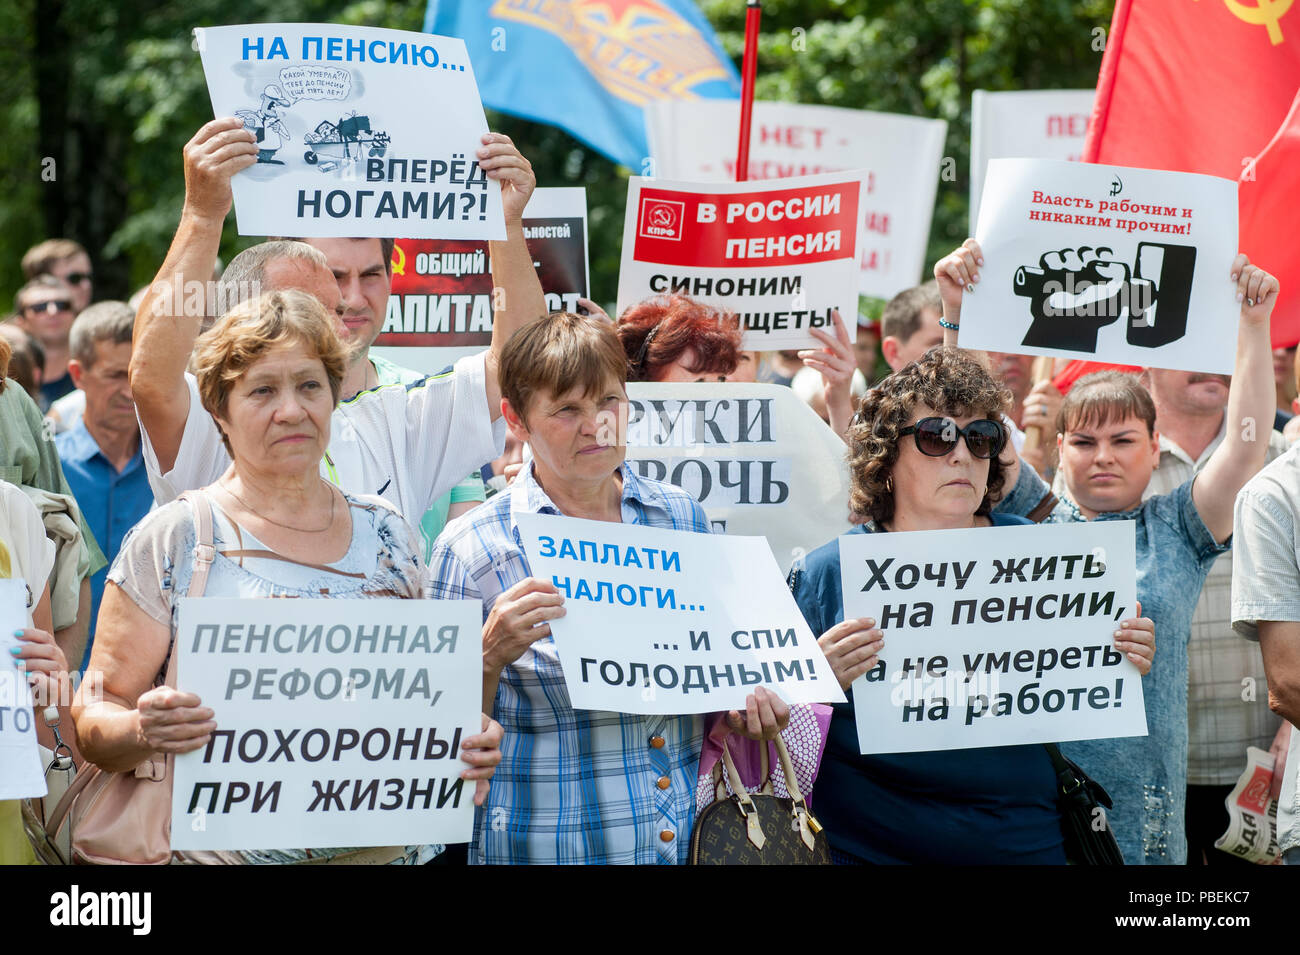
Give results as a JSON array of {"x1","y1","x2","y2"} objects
[{"x1": 130, "y1": 118, "x2": 545, "y2": 519}]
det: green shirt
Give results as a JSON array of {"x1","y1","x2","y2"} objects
[{"x1": 0, "y1": 380, "x2": 107, "y2": 579}]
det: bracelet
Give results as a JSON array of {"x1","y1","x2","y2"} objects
[{"x1": 938, "y1": 319, "x2": 960, "y2": 330}]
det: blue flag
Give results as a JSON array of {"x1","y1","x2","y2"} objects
[{"x1": 425, "y1": 0, "x2": 740, "y2": 169}]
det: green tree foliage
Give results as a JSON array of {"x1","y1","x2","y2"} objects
[{"x1": 0, "y1": 0, "x2": 1111, "y2": 311}]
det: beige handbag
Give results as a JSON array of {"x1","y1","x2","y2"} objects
[{"x1": 29, "y1": 490, "x2": 215, "y2": 864}]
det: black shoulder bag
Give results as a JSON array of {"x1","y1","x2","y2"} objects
[{"x1": 1044, "y1": 743, "x2": 1125, "y2": 865}]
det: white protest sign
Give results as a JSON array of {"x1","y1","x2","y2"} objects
[
  {"x1": 616, "y1": 171, "x2": 866, "y2": 350},
  {"x1": 840, "y1": 521, "x2": 1146, "y2": 754},
  {"x1": 647, "y1": 100, "x2": 946, "y2": 299},
  {"x1": 961, "y1": 158, "x2": 1239, "y2": 374},
  {"x1": 514, "y1": 513, "x2": 844, "y2": 715},
  {"x1": 969, "y1": 90, "x2": 1095, "y2": 229},
  {"x1": 0, "y1": 579, "x2": 44, "y2": 799},
  {"x1": 625, "y1": 382, "x2": 852, "y2": 576},
  {"x1": 195, "y1": 23, "x2": 505, "y2": 239},
  {"x1": 171, "y1": 597, "x2": 481, "y2": 851}
]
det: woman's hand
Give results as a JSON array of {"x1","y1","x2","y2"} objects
[
  {"x1": 12, "y1": 627, "x2": 70, "y2": 708},
  {"x1": 135, "y1": 686, "x2": 216, "y2": 754},
  {"x1": 1115, "y1": 600, "x2": 1156, "y2": 676},
  {"x1": 799, "y1": 308, "x2": 857, "y2": 437},
  {"x1": 818, "y1": 617, "x2": 884, "y2": 690},
  {"x1": 933, "y1": 238, "x2": 984, "y2": 317},
  {"x1": 714, "y1": 687, "x2": 789, "y2": 742},
  {"x1": 460, "y1": 714, "x2": 504, "y2": 806}
]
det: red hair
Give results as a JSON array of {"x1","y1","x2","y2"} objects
[{"x1": 616, "y1": 294, "x2": 742, "y2": 382}]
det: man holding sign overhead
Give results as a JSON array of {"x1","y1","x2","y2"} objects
[{"x1": 428, "y1": 312, "x2": 815, "y2": 865}]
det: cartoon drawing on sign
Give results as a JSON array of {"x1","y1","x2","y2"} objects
[
  {"x1": 232, "y1": 64, "x2": 393, "y2": 179},
  {"x1": 236, "y1": 85, "x2": 293, "y2": 164},
  {"x1": 303, "y1": 112, "x2": 391, "y2": 168},
  {"x1": 1013, "y1": 243, "x2": 1195, "y2": 353}
]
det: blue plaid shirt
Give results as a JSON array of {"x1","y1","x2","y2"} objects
[{"x1": 427, "y1": 463, "x2": 711, "y2": 864}]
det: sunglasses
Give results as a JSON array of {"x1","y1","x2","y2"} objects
[
  {"x1": 23, "y1": 299, "x2": 73, "y2": 315},
  {"x1": 899, "y1": 416, "x2": 1005, "y2": 459},
  {"x1": 63, "y1": 271, "x2": 93, "y2": 285}
]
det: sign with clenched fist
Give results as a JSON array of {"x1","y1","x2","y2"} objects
[{"x1": 961, "y1": 158, "x2": 1239, "y2": 374}]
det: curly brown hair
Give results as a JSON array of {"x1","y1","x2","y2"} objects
[{"x1": 847, "y1": 347, "x2": 1011, "y2": 525}]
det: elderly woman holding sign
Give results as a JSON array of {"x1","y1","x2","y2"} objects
[
  {"x1": 788, "y1": 347, "x2": 1157, "y2": 864},
  {"x1": 72, "y1": 290, "x2": 502, "y2": 865},
  {"x1": 428, "y1": 311, "x2": 828, "y2": 865},
  {"x1": 934, "y1": 239, "x2": 1279, "y2": 865}
]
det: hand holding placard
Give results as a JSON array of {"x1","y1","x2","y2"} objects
[
  {"x1": 136, "y1": 685, "x2": 216, "y2": 755},
  {"x1": 475, "y1": 132, "x2": 535, "y2": 223},
  {"x1": 183, "y1": 118, "x2": 259, "y2": 223},
  {"x1": 816, "y1": 616, "x2": 884, "y2": 691}
]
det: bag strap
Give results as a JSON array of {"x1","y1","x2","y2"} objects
[
  {"x1": 181, "y1": 489, "x2": 216, "y2": 599},
  {"x1": 45, "y1": 763, "x2": 103, "y2": 839},
  {"x1": 152, "y1": 490, "x2": 216, "y2": 690}
]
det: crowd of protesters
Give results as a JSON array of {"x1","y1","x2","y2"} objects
[{"x1": 2, "y1": 117, "x2": 1297, "y2": 868}]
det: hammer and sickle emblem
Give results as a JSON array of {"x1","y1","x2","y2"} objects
[
  {"x1": 1221, "y1": 0, "x2": 1294, "y2": 44},
  {"x1": 391, "y1": 243, "x2": 405, "y2": 276},
  {"x1": 650, "y1": 205, "x2": 675, "y2": 228}
]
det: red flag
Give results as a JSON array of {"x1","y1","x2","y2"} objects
[
  {"x1": 1085, "y1": 0, "x2": 1300, "y2": 179},
  {"x1": 1240, "y1": 89, "x2": 1300, "y2": 346},
  {"x1": 1051, "y1": 360, "x2": 1143, "y2": 395}
]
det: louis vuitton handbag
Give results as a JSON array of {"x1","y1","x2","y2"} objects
[{"x1": 689, "y1": 735, "x2": 830, "y2": 865}]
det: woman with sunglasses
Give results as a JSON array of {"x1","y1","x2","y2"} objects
[
  {"x1": 933, "y1": 239, "x2": 1278, "y2": 865},
  {"x1": 787, "y1": 347, "x2": 1156, "y2": 864}
]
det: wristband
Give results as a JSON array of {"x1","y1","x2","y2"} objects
[{"x1": 938, "y1": 319, "x2": 960, "y2": 330}]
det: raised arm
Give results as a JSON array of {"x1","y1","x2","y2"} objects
[
  {"x1": 1193, "y1": 256, "x2": 1277, "y2": 543},
  {"x1": 130, "y1": 119, "x2": 257, "y2": 471},
  {"x1": 933, "y1": 238, "x2": 983, "y2": 351},
  {"x1": 479, "y1": 133, "x2": 543, "y2": 422}
]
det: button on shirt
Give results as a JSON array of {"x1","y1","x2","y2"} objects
[
  {"x1": 55, "y1": 422, "x2": 153, "y2": 667},
  {"x1": 426, "y1": 463, "x2": 710, "y2": 864}
]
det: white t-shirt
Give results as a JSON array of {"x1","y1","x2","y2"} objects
[
  {"x1": 140, "y1": 352, "x2": 505, "y2": 525},
  {"x1": 0, "y1": 480, "x2": 56, "y2": 626}
]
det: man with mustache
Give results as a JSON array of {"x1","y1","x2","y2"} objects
[{"x1": 1144, "y1": 367, "x2": 1290, "y2": 864}]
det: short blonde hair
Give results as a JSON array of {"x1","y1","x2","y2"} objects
[{"x1": 192, "y1": 290, "x2": 349, "y2": 455}]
